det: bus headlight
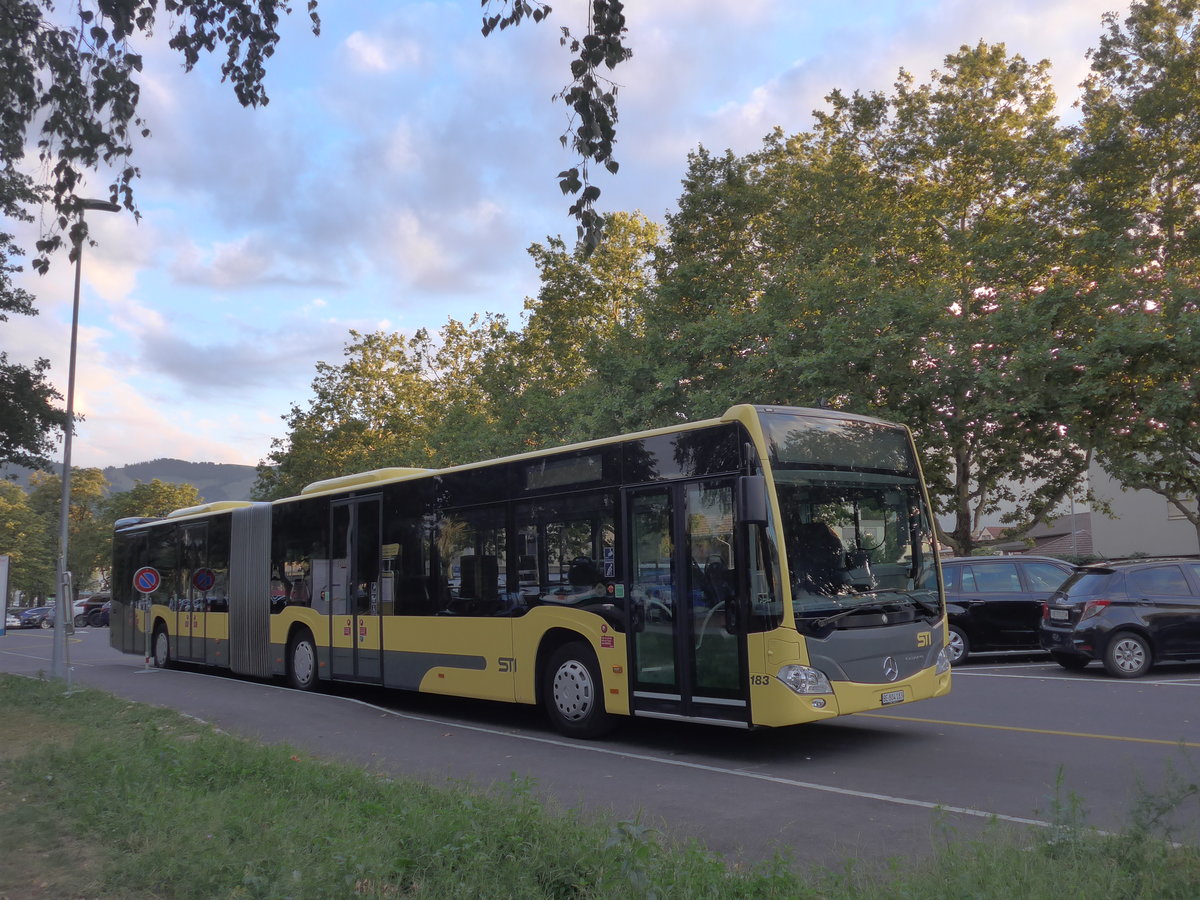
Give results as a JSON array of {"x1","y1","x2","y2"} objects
[
  {"x1": 935, "y1": 647, "x2": 951, "y2": 675},
  {"x1": 777, "y1": 665, "x2": 833, "y2": 695}
]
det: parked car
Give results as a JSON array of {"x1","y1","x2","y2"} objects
[
  {"x1": 931, "y1": 555, "x2": 1075, "y2": 665},
  {"x1": 79, "y1": 592, "x2": 111, "y2": 627},
  {"x1": 4, "y1": 611, "x2": 19, "y2": 629},
  {"x1": 96, "y1": 600, "x2": 111, "y2": 627},
  {"x1": 1040, "y1": 558, "x2": 1200, "y2": 678},
  {"x1": 16, "y1": 606, "x2": 54, "y2": 629}
]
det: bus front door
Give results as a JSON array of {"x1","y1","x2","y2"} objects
[
  {"x1": 627, "y1": 481, "x2": 748, "y2": 725},
  {"x1": 329, "y1": 496, "x2": 383, "y2": 683}
]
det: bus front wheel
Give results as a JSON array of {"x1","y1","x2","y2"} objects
[
  {"x1": 288, "y1": 630, "x2": 318, "y2": 691},
  {"x1": 542, "y1": 641, "x2": 614, "y2": 739}
]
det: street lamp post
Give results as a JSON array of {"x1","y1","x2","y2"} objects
[{"x1": 51, "y1": 198, "x2": 121, "y2": 683}]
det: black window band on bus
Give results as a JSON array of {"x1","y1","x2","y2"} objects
[{"x1": 526, "y1": 454, "x2": 604, "y2": 491}]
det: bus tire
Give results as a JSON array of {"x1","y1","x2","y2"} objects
[
  {"x1": 542, "y1": 641, "x2": 614, "y2": 739},
  {"x1": 287, "y1": 629, "x2": 318, "y2": 691},
  {"x1": 153, "y1": 624, "x2": 171, "y2": 668}
]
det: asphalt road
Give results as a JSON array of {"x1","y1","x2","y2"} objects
[{"x1": 3, "y1": 626, "x2": 1199, "y2": 870}]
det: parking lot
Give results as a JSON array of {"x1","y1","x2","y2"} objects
[{"x1": 3, "y1": 628, "x2": 1199, "y2": 868}]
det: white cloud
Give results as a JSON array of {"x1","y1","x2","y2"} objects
[{"x1": 344, "y1": 31, "x2": 423, "y2": 73}]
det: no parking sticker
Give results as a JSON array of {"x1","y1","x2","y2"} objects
[
  {"x1": 133, "y1": 566, "x2": 161, "y2": 594},
  {"x1": 192, "y1": 568, "x2": 216, "y2": 592}
]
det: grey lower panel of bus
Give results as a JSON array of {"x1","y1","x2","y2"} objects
[
  {"x1": 229, "y1": 503, "x2": 273, "y2": 678},
  {"x1": 268, "y1": 643, "x2": 487, "y2": 691},
  {"x1": 379, "y1": 650, "x2": 488, "y2": 691},
  {"x1": 807, "y1": 620, "x2": 942, "y2": 684},
  {"x1": 632, "y1": 690, "x2": 749, "y2": 725}
]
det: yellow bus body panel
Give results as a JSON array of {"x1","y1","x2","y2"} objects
[
  {"x1": 745, "y1": 627, "x2": 951, "y2": 727},
  {"x1": 511, "y1": 608, "x2": 630, "y2": 716}
]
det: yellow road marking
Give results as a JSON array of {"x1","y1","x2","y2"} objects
[{"x1": 863, "y1": 713, "x2": 1200, "y2": 748}]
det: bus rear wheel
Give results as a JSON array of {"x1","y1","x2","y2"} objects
[
  {"x1": 287, "y1": 630, "x2": 318, "y2": 691},
  {"x1": 153, "y1": 625, "x2": 171, "y2": 668},
  {"x1": 542, "y1": 641, "x2": 614, "y2": 739}
]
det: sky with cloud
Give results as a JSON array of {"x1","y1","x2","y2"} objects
[{"x1": 7, "y1": 0, "x2": 1120, "y2": 474}]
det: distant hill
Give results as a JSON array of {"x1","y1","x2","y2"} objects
[
  {"x1": 1, "y1": 458, "x2": 259, "y2": 502},
  {"x1": 101, "y1": 459, "x2": 259, "y2": 501}
]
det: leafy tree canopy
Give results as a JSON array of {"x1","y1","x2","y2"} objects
[
  {"x1": 624, "y1": 43, "x2": 1083, "y2": 554},
  {"x1": 27, "y1": 467, "x2": 109, "y2": 598},
  {"x1": 104, "y1": 479, "x2": 203, "y2": 520},
  {"x1": 1069, "y1": 0, "x2": 1200, "y2": 548}
]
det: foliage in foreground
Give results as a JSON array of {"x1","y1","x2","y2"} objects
[{"x1": 1, "y1": 674, "x2": 1199, "y2": 899}]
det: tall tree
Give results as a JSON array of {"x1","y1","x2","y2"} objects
[
  {"x1": 105, "y1": 479, "x2": 204, "y2": 521},
  {"x1": 1070, "y1": 0, "x2": 1200, "y2": 550},
  {"x1": 253, "y1": 329, "x2": 438, "y2": 500},
  {"x1": 27, "y1": 468, "x2": 109, "y2": 596},
  {"x1": 639, "y1": 44, "x2": 1083, "y2": 554},
  {"x1": 512, "y1": 210, "x2": 660, "y2": 443},
  {"x1": 0, "y1": 479, "x2": 55, "y2": 604},
  {"x1": 0, "y1": 353, "x2": 66, "y2": 469},
  {"x1": 847, "y1": 43, "x2": 1083, "y2": 553}
]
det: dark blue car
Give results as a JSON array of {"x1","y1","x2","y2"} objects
[{"x1": 16, "y1": 606, "x2": 53, "y2": 629}]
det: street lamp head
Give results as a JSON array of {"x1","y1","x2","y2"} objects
[{"x1": 77, "y1": 198, "x2": 122, "y2": 214}]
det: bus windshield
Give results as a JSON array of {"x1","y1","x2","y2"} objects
[
  {"x1": 760, "y1": 411, "x2": 940, "y2": 625},
  {"x1": 775, "y1": 472, "x2": 940, "y2": 624}
]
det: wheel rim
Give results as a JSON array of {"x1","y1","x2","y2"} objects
[
  {"x1": 155, "y1": 631, "x2": 169, "y2": 667},
  {"x1": 947, "y1": 630, "x2": 965, "y2": 663},
  {"x1": 292, "y1": 640, "x2": 315, "y2": 687},
  {"x1": 1112, "y1": 637, "x2": 1146, "y2": 674},
  {"x1": 551, "y1": 659, "x2": 595, "y2": 722}
]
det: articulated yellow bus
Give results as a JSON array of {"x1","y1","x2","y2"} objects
[{"x1": 111, "y1": 404, "x2": 950, "y2": 736}]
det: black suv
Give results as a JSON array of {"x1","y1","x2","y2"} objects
[
  {"x1": 1040, "y1": 558, "x2": 1200, "y2": 677},
  {"x1": 931, "y1": 555, "x2": 1074, "y2": 665}
]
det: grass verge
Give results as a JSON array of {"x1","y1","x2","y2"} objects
[{"x1": 0, "y1": 674, "x2": 1197, "y2": 898}]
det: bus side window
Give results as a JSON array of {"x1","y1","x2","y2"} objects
[
  {"x1": 515, "y1": 492, "x2": 616, "y2": 614},
  {"x1": 270, "y1": 499, "x2": 326, "y2": 614},
  {"x1": 437, "y1": 506, "x2": 508, "y2": 617},
  {"x1": 389, "y1": 514, "x2": 437, "y2": 616}
]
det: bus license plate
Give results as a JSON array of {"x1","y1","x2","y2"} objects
[{"x1": 880, "y1": 689, "x2": 905, "y2": 706}]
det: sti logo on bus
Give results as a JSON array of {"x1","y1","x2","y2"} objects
[{"x1": 917, "y1": 632, "x2": 932, "y2": 648}]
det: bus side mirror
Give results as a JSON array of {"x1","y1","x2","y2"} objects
[{"x1": 736, "y1": 475, "x2": 768, "y2": 526}]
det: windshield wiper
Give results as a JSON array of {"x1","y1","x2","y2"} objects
[
  {"x1": 852, "y1": 588, "x2": 940, "y2": 617},
  {"x1": 813, "y1": 601, "x2": 892, "y2": 628}
]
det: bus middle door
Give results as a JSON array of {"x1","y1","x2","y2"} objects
[
  {"x1": 177, "y1": 523, "x2": 207, "y2": 663},
  {"x1": 329, "y1": 496, "x2": 383, "y2": 683}
]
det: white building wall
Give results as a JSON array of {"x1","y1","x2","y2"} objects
[{"x1": 1088, "y1": 461, "x2": 1199, "y2": 558}]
